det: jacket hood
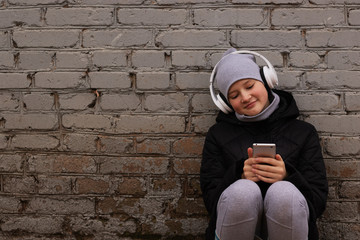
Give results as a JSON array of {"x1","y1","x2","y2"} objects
[{"x1": 215, "y1": 90, "x2": 299, "y2": 125}]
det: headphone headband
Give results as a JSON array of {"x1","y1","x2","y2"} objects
[{"x1": 209, "y1": 50, "x2": 278, "y2": 114}]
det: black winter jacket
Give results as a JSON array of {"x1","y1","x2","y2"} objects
[{"x1": 200, "y1": 90, "x2": 328, "y2": 240}]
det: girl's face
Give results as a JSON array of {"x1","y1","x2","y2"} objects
[{"x1": 228, "y1": 79, "x2": 270, "y2": 116}]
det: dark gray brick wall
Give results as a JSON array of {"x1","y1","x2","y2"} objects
[{"x1": 0, "y1": 0, "x2": 359, "y2": 239}]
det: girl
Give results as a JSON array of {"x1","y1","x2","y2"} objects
[{"x1": 200, "y1": 48, "x2": 328, "y2": 240}]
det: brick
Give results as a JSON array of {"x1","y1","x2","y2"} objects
[
  {"x1": 8, "y1": 0, "x2": 66, "y2": 5},
  {"x1": 307, "y1": 30, "x2": 360, "y2": 48},
  {"x1": 0, "y1": 113, "x2": 58, "y2": 130},
  {"x1": 231, "y1": 30, "x2": 302, "y2": 48},
  {"x1": 17, "y1": 51, "x2": 53, "y2": 70},
  {"x1": 149, "y1": 177, "x2": 181, "y2": 196},
  {"x1": 97, "y1": 197, "x2": 148, "y2": 215},
  {"x1": 13, "y1": 30, "x2": 80, "y2": 48},
  {"x1": 349, "y1": 9, "x2": 360, "y2": 25},
  {"x1": 56, "y1": 52, "x2": 89, "y2": 69},
  {"x1": 59, "y1": 93, "x2": 96, "y2": 110},
  {"x1": 28, "y1": 154, "x2": 97, "y2": 173},
  {"x1": 100, "y1": 93, "x2": 141, "y2": 111},
  {"x1": 0, "y1": 154, "x2": 23, "y2": 172},
  {"x1": 329, "y1": 51, "x2": 360, "y2": 70},
  {"x1": 99, "y1": 157, "x2": 169, "y2": 174},
  {"x1": 3, "y1": 175, "x2": 37, "y2": 194},
  {"x1": 322, "y1": 201, "x2": 358, "y2": 221},
  {"x1": 233, "y1": 0, "x2": 302, "y2": 2},
  {"x1": 339, "y1": 181, "x2": 360, "y2": 199},
  {"x1": 175, "y1": 72, "x2": 210, "y2": 90},
  {"x1": 114, "y1": 115, "x2": 185, "y2": 133},
  {"x1": 324, "y1": 137, "x2": 360, "y2": 157},
  {"x1": 137, "y1": 72, "x2": 170, "y2": 90},
  {"x1": 23, "y1": 92, "x2": 54, "y2": 110},
  {"x1": 0, "y1": 73, "x2": 30, "y2": 88},
  {"x1": 325, "y1": 159, "x2": 360, "y2": 178},
  {"x1": 0, "y1": 196, "x2": 21, "y2": 213},
  {"x1": 272, "y1": 8, "x2": 344, "y2": 26},
  {"x1": 305, "y1": 70, "x2": 360, "y2": 89},
  {"x1": 0, "y1": 92, "x2": 20, "y2": 110},
  {"x1": 0, "y1": 9, "x2": 42, "y2": 28},
  {"x1": 98, "y1": 135, "x2": 134, "y2": 154},
  {"x1": 37, "y1": 176, "x2": 72, "y2": 194},
  {"x1": 136, "y1": 138, "x2": 170, "y2": 154},
  {"x1": 194, "y1": 8, "x2": 264, "y2": 27},
  {"x1": 309, "y1": 0, "x2": 347, "y2": 4},
  {"x1": 0, "y1": 31, "x2": 9, "y2": 48},
  {"x1": 0, "y1": 216, "x2": 63, "y2": 234},
  {"x1": 306, "y1": 115, "x2": 360, "y2": 134},
  {"x1": 117, "y1": 8, "x2": 187, "y2": 26},
  {"x1": 0, "y1": 134, "x2": 8, "y2": 149},
  {"x1": 342, "y1": 223, "x2": 360, "y2": 240},
  {"x1": 11, "y1": 134, "x2": 59, "y2": 150},
  {"x1": 89, "y1": 72, "x2": 131, "y2": 89},
  {"x1": 277, "y1": 71, "x2": 303, "y2": 89},
  {"x1": 132, "y1": 50, "x2": 166, "y2": 68},
  {"x1": 28, "y1": 197, "x2": 94, "y2": 215},
  {"x1": 0, "y1": 51, "x2": 14, "y2": 68},
  {"x1": 35, "y1": 72, "x2": 87, "y2": 89},
  {"x1": 92, "y1": 50, "x2": 128, "y2": 68},
  {"x1": 63, "y1": 133, "x2": 97, "y2": 153},
  {"x1": 157, "y1": 0, "x2": 225, "y2": 3},
  {"x1": 76, "y1": 177, "x2": 110, "y2": 194},
  {"x1": 289, "y1": 51, "x2": 321, "y2": 68},
  {"x1": 293, "y1": 93, "x2": 340, "y2": 111},
  {"x1": 117, "y1": 177, "x2": 146, "y2": 196},
  {"x1": 173, "y1": 158, "x2": 201, "y2": 174},
  {"x1": 69, "y1": 216, "x2": 137, "y2": 236},
  {"x1": 83, "y1": 29, "x2": 152, "y2": 48},
  {"x1": 156, "y1": 30, "x2": 226, "y2": 47},
  {"x1": 172, "y1": 51, "x2": 207, "y2": 68},
  {"x1": 345, "y1": 92, "x2": 360, "y2": 111},
  {"x1": 172, "y1": 198, "x2": 207, "y2": 216},
  {"x1": 192, "y1": 93, "x2": 217, "y2": 112},
  {"x1": 69, "y1": 0, "x2": 144, "y2": 4},
  {"x1": 191, "y1": 115, "x2": 217, "y2": 133},
  {"x1": 144, "y1": 93, "x2": 189, "y2": 112},
  {"x1": 46, "y1": 8, "x2": 113, "y2": 26},
  {"x1": 62, "y1": 113, "x2": 112, "y2": 130},
  {"x1": 186, "y1": 177, "x2": 201, "y2": 196},
  {"x1": 173, "y1": 137, "x2": 204, "y2": 156}
]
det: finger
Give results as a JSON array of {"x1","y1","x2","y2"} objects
[
  {"x1": 248, "y1": 148, "x2": 254, "y2": 158},
  {"x1": 256, "y1": 174, "x2": 277, "y2": 184}
]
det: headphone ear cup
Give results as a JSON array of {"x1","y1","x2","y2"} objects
[
  {"x1": 262, "y1": 66, "x2": 278, "y2": 89},
  {"x1": 216, "y1": 93, "x2": 233, "y2": 114}
]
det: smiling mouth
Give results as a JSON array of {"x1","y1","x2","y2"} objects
[{"x1": 245, "y1": 101, "x2": 256, "y2": 109}]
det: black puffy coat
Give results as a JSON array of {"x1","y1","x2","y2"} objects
[{"x1": 200, "y1": 90, "x2": 328, "y2": 240}]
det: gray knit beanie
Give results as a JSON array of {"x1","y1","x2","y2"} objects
[{"x1": 216, "y1": 48, "x2": 263, "y2": 100}]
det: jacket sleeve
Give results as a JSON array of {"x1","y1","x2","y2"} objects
[
  {"x1": 284, "y1": 125, "x2": 328, "y2": 220},
  {"x1": 200, "y1": 127, "x2": 245, "y2": 214}
]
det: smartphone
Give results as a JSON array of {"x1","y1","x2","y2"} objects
[{"x1": 253, "y1": 143, "x2": 276, "y2": 158}]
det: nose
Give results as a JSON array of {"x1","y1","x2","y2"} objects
[{"x1": 241, "y1": 92, "x2": 251, "y2": 103}]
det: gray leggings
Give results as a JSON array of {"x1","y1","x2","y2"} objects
[{"x1": 216, "y1": 180, "x2": 309, "y2": 240}]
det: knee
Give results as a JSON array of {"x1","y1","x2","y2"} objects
[
  {"x1": 218, "y1": 179, "x2": 263, "y2": 211},
  {"x1": 264, "y1": 181, "x2": 308, "y2": 221}
]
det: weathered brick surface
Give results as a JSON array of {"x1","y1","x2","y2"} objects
[{"x1": 1, "y1": 1, "x2": 359, "y2": 239}]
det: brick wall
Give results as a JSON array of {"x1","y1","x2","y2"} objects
[{"x1": 0, "y1": 0, "x2": 359, "y2": 239}]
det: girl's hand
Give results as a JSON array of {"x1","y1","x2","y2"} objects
[
  {"x1": 251, "y1": 153, "x2": 287, "y2": 183},
  {"x1": 242, "y1": 148, "x2": 260, "y2": 182}
]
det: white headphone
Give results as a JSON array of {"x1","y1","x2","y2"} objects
[{"x1": 209, "y1": 50, "x2": 279, "y2": 114}]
